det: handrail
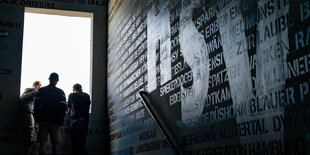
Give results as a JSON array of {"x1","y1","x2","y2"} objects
[{"x1": 138, "y1": 91, "x2": 184, "y2": 155}]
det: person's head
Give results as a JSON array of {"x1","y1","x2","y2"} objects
[
  {"x1": 33, "y1": 81, "x2": 42, "y2": 89},
  {"x1": 73, "y1": 83, "x2": 82, "y2": 93},
  {"x1": 49, "y1": 72, "x2": 59, "y2": 86}
]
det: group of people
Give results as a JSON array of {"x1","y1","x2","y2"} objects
[{"x1": 18, "y1": 72, "x2": 91, "y2": 155}]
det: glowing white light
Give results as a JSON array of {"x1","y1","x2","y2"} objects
[{"x1": 21, "y1": 11, "x2": 92, "y2": 100}]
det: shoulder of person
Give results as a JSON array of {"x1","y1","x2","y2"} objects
[
  {"x1": 38, "y1": 86, "x2": 48, "y2": 91},
  {"x1": 78, "y1": 92, "x2": 90, "y2": 98},
  {"x1": 55, "y1": 87, "x2": 65, "y2": 94},
  {"x1": 82, "y1": 92, "x2": 91, "y2": 102},
  {"x1": 82, "y1": 92, "x2": 90, "y2": 96},
  {"x1": 68, "y1": 93, "x2": 75, "y2": 98},
  {"x1": 21, "y1": 88, "x2": 35, "y2": 96},
  {"x1": 24, "y1": 87, "x2": 35, "y2": 92}
]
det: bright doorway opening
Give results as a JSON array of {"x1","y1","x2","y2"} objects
[{"x1": 20, "y1": 8, "x2": 93, "y2": 101}]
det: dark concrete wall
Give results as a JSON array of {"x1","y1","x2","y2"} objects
[
  {"x1": 0, "y1": 1, "x2": 108, "y2": 154},
  {"x1": 107, "y1": 0, "x2": 310, "y2": 154}
]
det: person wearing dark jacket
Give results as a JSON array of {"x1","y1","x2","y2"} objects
[
  {"x1": 68, "y1": 83, "x2": 91, "y2": 155},
  {"x1": 34, "y1": 73, "x2": 67, "y2": 155},
  {"x1": 19, "y1": 81, "x2": 41, "y2": 155}
]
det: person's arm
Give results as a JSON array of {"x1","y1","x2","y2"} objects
[
  {"x1": 33, "y1": 89, "x2": 41, "y2": 121},
  {"x1": 58, "y1": 90, "x2": 68, "y2": 119},
  {"x1": 60, "y1": 91, "x2": 67, "y2": 111},
  {"x1": 88, "y1": 94, "x2": 91, "y2": 105},
  {"x1": 68, "y1": 93, "x2": 73, "y2": 113}
]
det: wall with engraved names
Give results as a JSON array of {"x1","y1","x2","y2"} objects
[{"x1": 107, "y1": 0, "x2": 310, "y2": 154}]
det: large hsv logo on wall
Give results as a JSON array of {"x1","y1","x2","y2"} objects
[{"x1": 147, "y1": 1, "x2": 210, "y2": 121}]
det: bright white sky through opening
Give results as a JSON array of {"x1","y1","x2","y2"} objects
[{"x1": 21, "y1": 12, "x2": 92, "y2": 99}]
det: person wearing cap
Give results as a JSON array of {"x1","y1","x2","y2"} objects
[
  {"x1": 19, "y1": 81, "x2": 41, "y2": 155},
  {"x1": 68, "y1": 83, "x2": 91, "y2": 155},
  {"x1": 34, "y1": 72, "x2": 67, "y2": 155}
]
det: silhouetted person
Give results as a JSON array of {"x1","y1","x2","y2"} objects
[
  {"x1": 19, "y1": 81, "x2": 42, "y2": 155},
  {"x1": 34, "y1": 72, "x2": 67, "y2": 155},
  {"x1": 68, "y1": 83, "x2": 91, "y2": 155}
]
